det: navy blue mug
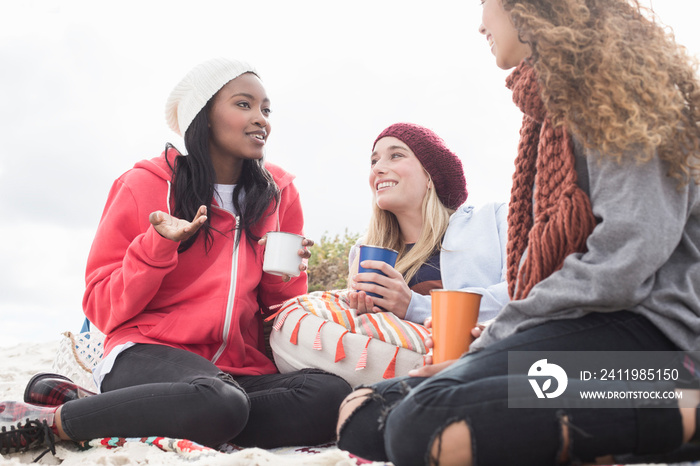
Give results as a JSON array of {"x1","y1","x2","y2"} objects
[{"x1": 358, "y1": 245, "x2": 399, "y2": 298}]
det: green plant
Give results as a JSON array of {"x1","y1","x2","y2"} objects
[{"x1": 307, "y1": 230, "x2": 361, "y2": 292}]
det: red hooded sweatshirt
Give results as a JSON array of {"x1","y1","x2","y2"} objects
[{"x1": 83, "y1": 150, "x2": 307, "y2": 375}]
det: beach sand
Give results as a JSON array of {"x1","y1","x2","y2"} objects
[{"x1": 0, "y1": 341, "x2": 381, "y2": 465}]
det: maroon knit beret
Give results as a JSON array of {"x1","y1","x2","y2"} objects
[{"x1": 373, "y1": 123, "x2": 467, "y2": 210}]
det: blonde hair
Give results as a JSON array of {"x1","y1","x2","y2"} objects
[
  {"x1": 503, "y1": 0, "x2": 700, "y2": 185},
  {"x1": 350, "y1": 185, "x2": 454, "y2": 285}
]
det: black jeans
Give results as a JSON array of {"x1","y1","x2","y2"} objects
[
  {"x1": 60, "y1": 344, "x2": 351, "y2": 448},
  {"x1": 337, "y1": 311, "x2": 695, "y2": 466}
]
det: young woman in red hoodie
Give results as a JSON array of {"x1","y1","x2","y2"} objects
[{"x1": 0, "y1": 58, "x2": 351, "y2": 456}]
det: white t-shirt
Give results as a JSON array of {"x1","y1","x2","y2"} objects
[{"x1": 214, "y1": 184, "x2": 237, "y2": 214}]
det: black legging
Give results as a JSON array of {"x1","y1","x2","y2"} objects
[{"x1": 60, "y1": 344, "x2": 351, "y2": 448}]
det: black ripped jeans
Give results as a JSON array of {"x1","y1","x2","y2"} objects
[
  {"x1": 337, "y1": 311, "x2": 696, "y2": 466},
  {"x1": 59, "y1": 344, "x2": 351, "y2": 448}
]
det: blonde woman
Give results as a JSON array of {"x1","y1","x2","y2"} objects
[
  {"x1": 337, "y1": 1, "x2": 700, "y2": 465},
  {"x1": 348, "y1": 122, "x2": 508, "y2": 325}
]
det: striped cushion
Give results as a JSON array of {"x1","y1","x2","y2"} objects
[{"x1": 269, "y1": 290, "x2": 429, "y2": 386}]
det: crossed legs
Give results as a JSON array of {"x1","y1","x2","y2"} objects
[{"x1": 337, "y1": 312, "x2": 696, "y2": 465}]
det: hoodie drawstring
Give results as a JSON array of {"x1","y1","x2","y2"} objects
[{"x1": 166, "y1": 181, "x2": 172, "y2": 215}]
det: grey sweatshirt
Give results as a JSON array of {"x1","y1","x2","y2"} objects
[{"x1": 471, "y1": 138, "x2": 700, "y2": 355}]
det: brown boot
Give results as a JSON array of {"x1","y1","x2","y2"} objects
[{"x1": 23, "y1": 373, "x2": 95, "y2": 407}]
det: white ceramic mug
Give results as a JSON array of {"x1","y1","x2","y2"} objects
[{"x1": 263, "y1": 231, "x2": 305, "y2": 277}]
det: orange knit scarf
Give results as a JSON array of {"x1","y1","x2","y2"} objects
[{"x1": 505, "y1": 61, "x2": 597, "y2": 300}]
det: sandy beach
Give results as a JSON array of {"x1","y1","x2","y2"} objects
[{"x1": 0, "y1": 340, "x2": 381, "y2": 465}]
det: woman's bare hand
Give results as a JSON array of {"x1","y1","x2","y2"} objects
[
  {"x1": 149, "y1": 205, "x2": 207, "y2": 242},
  {"x1": 348, "y1": 289, "x2": 375, "y2": 315},
  {"x1": 408, "y1": 359, "x2": 457, "y2": 378},
  {"x1": 258, "y1": 235, "x2": 315, "y2": 282},
  {"x1": 411, "y1": 317, "x2": 484, "y2": 377},
  {"x1": 351, "y1": 260, "x2": 411, "y2": 318}
]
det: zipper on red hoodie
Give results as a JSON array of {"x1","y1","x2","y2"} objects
[{"x1": 211, "y1": 214, "x2": 241, "y2": 364}]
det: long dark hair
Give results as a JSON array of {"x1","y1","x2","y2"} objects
[{"x1": 166, "y1": 95, "x2": 280, "y2": 253}]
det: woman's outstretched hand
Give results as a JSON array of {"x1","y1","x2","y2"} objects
[{"x1": 149, "y1": 205, "x2": 207, "y2": 242}]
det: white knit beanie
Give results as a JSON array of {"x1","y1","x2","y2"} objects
[{"x1": 165, "y1": 58, "x2": 258, "y2": 136}]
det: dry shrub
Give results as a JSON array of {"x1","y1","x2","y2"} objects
[{"x1": 307, "y1": 230, "x2": 361, "y2": 292}]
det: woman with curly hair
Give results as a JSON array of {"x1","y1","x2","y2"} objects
[{"x1": 336, "y1": 1, "x2": 700, "y2": 464}]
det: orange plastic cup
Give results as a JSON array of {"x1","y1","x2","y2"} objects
[{"x1": 430, "y1": 290, "x2": 482, "y2": 364}]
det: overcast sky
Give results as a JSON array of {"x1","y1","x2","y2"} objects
[{"x1": 1, "y1": 0, "x2": 698, "y2": 347}]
